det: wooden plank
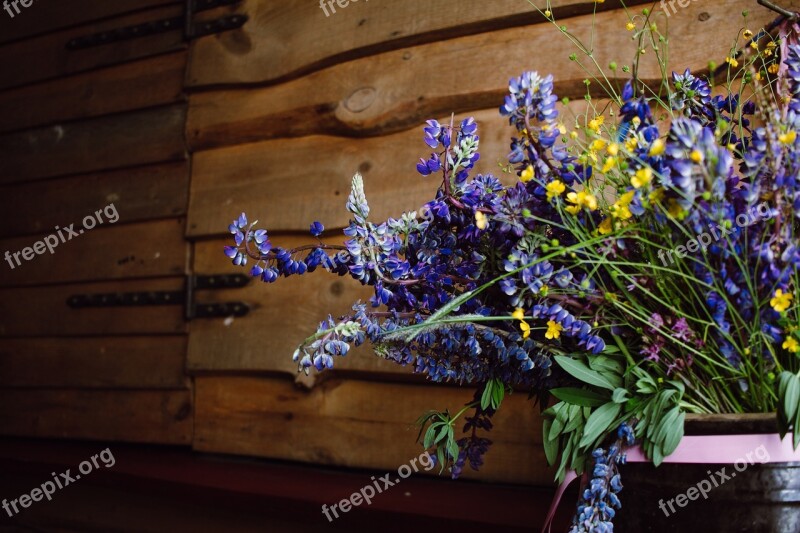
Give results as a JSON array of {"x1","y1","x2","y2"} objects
[
  {"x1": 0, "y1": 336, "x2": 187, "y2": 388},
  {"x1": 186, "y1": 0, "x2": 650, "y2": 87},
  {"x1": 0, "y1": 0, "x2": 178, "y2": 45},
  {"x1": 0, "y1": 277, "x2": 186, "y2": 337},
  {"x1": 0, "y1": 104, "x2": 187, "y2": 183},
  {"x1": 0, "y1": 51, "x2": 186, "y2": 134},
  {"x1": 189, "y1": 235, "x2": 403, "y2": 377},
  {"x1": 0, "y1": 389, "x2": 192, "y2": 444},
  {"x1": 194, "y1": 376, "x2": 551, "y2": 485},
  {"x1": 0, "y1": 219, "x2": 188, "y2": 287},
  {"x1": 0, "y1": 4, "x2": 185, "y2": 91},
  {"x1": 186, "y1": 0, "x2": 786, "y2": 150},
  {"x1": 187, "y1": 108, "x2": 512, "y2": 237},
  {"x1": 0, "y1": 161, "x2": 189, "y2": 239}
]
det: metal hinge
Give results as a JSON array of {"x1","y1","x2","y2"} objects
[
  {"x1": 66, "y1": 0, "x2": 247, "y2": 50},
  {"x1": 66, "y1": 273, "x2": 252, "y2": 320}
]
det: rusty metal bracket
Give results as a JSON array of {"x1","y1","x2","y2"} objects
[
  {"x1": 67, "y1": 273, "x2": 251, "y2": 320},
  {"x1": 66, "y1": 0, "x2": 247, "y2": 50}
]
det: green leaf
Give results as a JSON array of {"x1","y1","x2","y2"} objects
[
  {"x1": 434, "y1": 423, "x2": 449, "y2": 445},
  {"x1": 663, "y1": 411, "x2": 685, "y2": 456},
  {"x1": 794, "y1": 404, "x2": 800, "y2": 450},
  {"x1": 551, "y1": 402, "x2": 567, "y2": 437},
  {"x1": 555, "y1": 356, "x2": 620, "y2": 391},
  {"x1": 579, "y1": 402, "x2": 623, "y2": 448},
  {"x1": 602, "y1": 344, "x2": 620, "y2": 354},
  {"x1": 493, "y1": 382, "x2": 505, "y2": 409},
  {"x1": 550, "y1": 387, "x2": 609, "y2": 407},
  {"x1": 564, "y1": 405, "x2": 585, "y2": 434},
  {"x1": 423, "y1": 423, "x2": 438, "y2": 449},
  {"x1": 542, "y1": 419, "x2": 559, "y2": 465},
  {"x1": 588, "y1": 355, "x2": 624, "y2": 376},
  {"x1": 447, "y1": 438, "x2": 459, "y2": 462},
  {"x1": 784, "y1": 376, "x2": 800, "y2": 424},
  {"x1": 480, "y1": 381, "x2": 494, "y2": 410},
  {"x1": 611, "y1": 388, "x2": 629, "y2": 404}
]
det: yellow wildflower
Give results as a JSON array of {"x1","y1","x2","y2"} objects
[
  {"x1": 546, "y1": 179, "x2": 567, "y2": 200},
  {"x1": 648, "y1": 139, "x2": 665, "y2": 157},
  {"x1": 545, "y1": 320, "x2": 563, "y2": 340},
  {"x1": 511, "y1": 308, "x2": 525, "y2": 321},
  {"x1": 588, "y1": 116, "x2": 604, "y2": 133},
  {"x1": 626, "y1": 21, "x2": 636, "y2": 31},
  {"x1": 631, "y1": 167, "x2": 653, "y2": 189},
  {"x1": 611, "y1": 190, "x2": 635, "y2": 220},
  {"x1": 779, "y1": 130, "x2": 797, "y2": 145},
  {"x1": 771, "y1": 289, "x2": 793, "y2": 313},
  {"x1": 519, "y1": 320, "x2": 531, "y2": 339},
  {"x1": 690, "y1": 149, "x2": 704, "y2": 163},
  {"x1": 751, "y1": 41, "x2": 759, "y2": 51},
  {"x1": 783, "y1": 336, "x2": 799, "y2": 353},
  {"x1": 475, "y1": 211, "x2": 488, "y2": 230},
  {"x1": 544, "y1": 9, "x2": 551, "y2": 17},
  {"x1": 566, "y1": 190, "x2": 598, "y2": 214},
  {"x1": 607, "y1": 143, "x2": 619, "y2": 156},
  {"x1": 591, "y1": 139, "x2": 607, "y2": 152},
  {"x1": 520, "y1": 165, "x2": 535, "y2": 183},
  {"x1": 598, "y1": 217, "x2": 613, "y2": 235},
  {"x1": 743, "y1": 29, "x2": 753, "y2": 39},
  {"x1": 725, "y1": 56, "x2": 739, "y2": 68},
  {"x1": 768, "y1": 63, "x2": 780, "y2": 75},
  {"x1": 601, "y1": 156, "x2": 617, "y2": 173}
]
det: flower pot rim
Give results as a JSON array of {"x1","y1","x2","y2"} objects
[{"x1": 684, "y1": 413, "x2": 778, "y2": 435}]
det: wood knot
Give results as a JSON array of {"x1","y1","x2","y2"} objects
[
  {"x1": 330, "y1": 280, "x2": 344, "y2": 296},
  {"x1": 343, "y1": 87, "x2": 377, "y2": 113},
  {"x1": 698, "y1": 12, "x2": 710, "y2": 21}
]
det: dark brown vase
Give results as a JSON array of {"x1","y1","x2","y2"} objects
[{"x1": 612, "y1": 414, "x2": 800, "y2": 533}]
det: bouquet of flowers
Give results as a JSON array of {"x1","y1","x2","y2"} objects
[{"x1": 224, "y1": 5, "x2": 800, "y2": 530}]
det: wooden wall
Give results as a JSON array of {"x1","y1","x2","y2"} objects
[
  {"x1": 0, "y1": 1, "x2": 192, "y2": 445},
  {"x1": 0, "y1": 0, "x2": 792, "y2": 494}
]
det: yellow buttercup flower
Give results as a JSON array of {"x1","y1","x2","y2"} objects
[
  {"x1": 475, "y1": 211, "x2": 488, "y2": 230},
  {"x1": 546, "y1": 179, "x2": 567, "y2": 200},
  {"x1": 690, "y1": 150, "x2": 704, "y2": 163},
  {"x1": 743, "y1": 29, "x2": 753, "y2": 39},
  {"x1": 751, "y1": 41, "x2": 759, "y2": 51},
  {"x1": 512, "y1": 307, "x2": 525, "y2": 321},
  {"x1": 783, "y1": 336, "x2": 799, "y2": 353},
  {"x1": 598, "y1": 217, "x2": 613, "y2": 235},
  {"x1": 601, "y1": 156, "x2": 617, "y2": 173},
  {"x1": 566, "y1": 190, "x2": 598, "y2": 214},
  {"x1": 588, "y1": 116, "x2": 604, "y2": 133},
  {"x1": 519, "y1": 320, "x2": 531, "y2": 339},
  {"x1": 631, "y1": 167, "x2": 653, "y2": 189},
  {"x1": 649, "y1": 187, "x2": 665, "y2": 203},
  {"x1": 725, "y1": 56, "x2": 739, "y2": 68},
  {"x1": 520, "y1": 165, "x2": 535, "y2": 183},
  {"x1": 545, "y1": 320, "x2": 563, "y2": 340},
  {"x1": 591, "y1": 139, "x2": 607, "y2": 152},
  {"x1": 771, "y1": 289, "x2": 793, "y2": 313},
  {"x1": 607, "y1": 143, "x2": 619, "y2": 156},
  {"x1": 779, "y1": 130, "x2": 797, "y2": 145},
  {"x1": 648, "y1": 139, "x2": 665, "y2": 157},
  {"x1": 768, "y1": 64, "x2": 780, "y2": 75},
  {"x1": 626, "y1": 21, "x2": 636, "y2": 31},
  {"x1": 610, "y1": 190, "x2": 635, "y2": 220}
]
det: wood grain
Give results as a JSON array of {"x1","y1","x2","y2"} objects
[
  {"x1": 194, "y1": 375, "x2": 551, "y2": 484},
  {"x1": 0, "y1": 0, "x2": 179, "y2": 45},
  {"x1": 187, "y1": 108, "x2": 513, "y2": 237},
  {"x1": 0, "y1": 277, "x2": 187, "y2": 337},
  {"x1": 0, "y1": 161, "x2": 189, "y2": 239},
  {"x1": 0, "y1": 51, "x2": 186, "y2": 134},
  {"x1": 0, "y1": 104, "x2": 187, "y2": 183},
  {"x1": 186, "y1": 0, "x2": 781, "y2": 150},
  {"x1": 0, "y1": 219, "x2": 188, "y2": 287},
  {"x1": 0, "y1": 4, "x2": 185, "y2": 91},
  {"x1": 0, "y1": 388, "x2": 192, "y2": 444},
  {"x1": 187, "y1": 99, "x2": 602, "y2": 237},
  {"x1": 186, "y1": 0, "x2": 649, "y2": 87},
  {"x1": 0, "y1": 336, "x2": 187, "y2": 388}
]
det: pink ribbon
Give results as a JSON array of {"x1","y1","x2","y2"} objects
[{"x1": 540, "y1": 433, "x2": 800, "y2": 533}]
